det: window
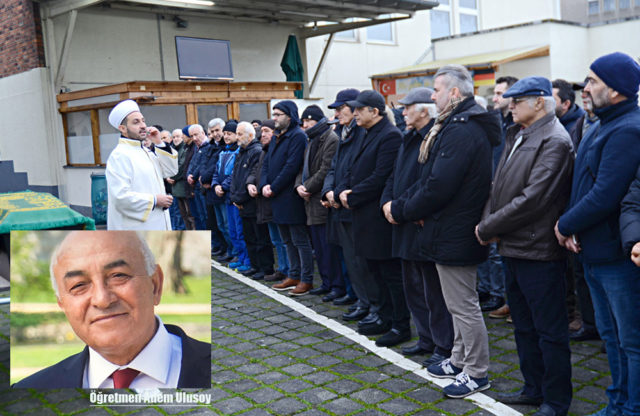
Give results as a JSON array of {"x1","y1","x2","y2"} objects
[
  {"x1": 603, "y1": 0, "x2": 616, "y2": 11},
  {"x1": 98, "y1": 108, "x2": 120, "y2": 163},
  {"x1": 197, "y1": 105, "x2": 228, "y2": 128},
  {"x1": 431, "y1": 10, "x2": 451, "y2": 38},
  {"x1": 588, "y1": 0, "x2": 600, "y2": 14},
  {"x1": 459, "y1": 13, "x2": 477, "y2": 33},
  {"x1": 239, "y1": 103, "x2": 268, "y2": 122},
  {"x1": 367, "y1": 22, "x2": 394, "y2": 42},
  {"x1": 66, "y1": 111, "x2": 94, "y2": 165},
  {"x1": 620, "y1": 0, "x2": 630, "y2": 8},
  {"x1": 335, "y1": 18, "x2": 358, "y2": 41},
  {"x1": 459, "y1": 0, "x2": 476, "y2": 8}
]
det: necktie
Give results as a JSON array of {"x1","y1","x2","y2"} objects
[{"x1": 112, "y1": 368, "x2": 140, "y2": 388}]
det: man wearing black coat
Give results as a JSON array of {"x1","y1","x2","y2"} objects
[
  {"x1": 230, "y1": 122, "x2": 274, "y2": 280},
  {"x1": 381, "y1": 87, "x2": 454, "y2": 364},
  {"x1": 394, "y1": 65, "x2": 500, "y2": 398},
  {"x1": 339, "y1": 90, "x2": 410, "y2": 347},
  {"x1": 322, "y1": 89, "x2": 376, "y2": 318},
  {"x1": 261, "y1": 100, "x2": 314, "y2": 296}
]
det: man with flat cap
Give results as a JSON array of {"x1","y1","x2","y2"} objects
[
  {"x1": 13, "y1": 231, "x2": 211, "y2": 388},
  {"x1": 477, "y1": 77, "x2": 574, "y2": 416},
  {"x1": 381, "y1": 87, "x2": 454, "y2": 362},
  {"x1": 556, "y1": 52, "x2": 640, "y2": 416},
  {"x1": 106, "y1": 100, "x2": 178, "y2": 230}
]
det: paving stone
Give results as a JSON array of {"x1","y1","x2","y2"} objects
[
  {"x1": 321, "y1": 397, "x2": 365, "y2": 414},
  {"x1": 254, "y1": 371, "x2": 290, "y2": 385},
  {"x1": 223, "y1": 379, "x2": 261, "y2": 393},
  {"x1": 437, "y1": 397, "x2": 479, "y2": 414},
  {"x1": 306, "y1": 355, "x2": 342, "y2": 367},
  {"x1": 42, "y1": 389, "x2": 83, "y2": 402},
  {"x1": 325, "y1": 379, "x2": 363, "y2": 394},
  {"x1": 377, "y1": 397, "x2": 420, "y2": 414},
  {"x1": 569, "y1": 398, "x2": 604, "y2": 415},
  {"x1": 355, "y1": 370, "x2": 390, "y2": 384},
  {"x1": 378, "y1": 378, "x2": 417, "y2": 394},
  {"x1": 572, "y1": 365, "x2": 601, "y2": 384},
  {"x1": 331, "y1": 362, "x2": 364, "y2": 375},
  {"x1": 298, "y1": 387, "x2": 338, "y2": 404},
  {"x1": 212, "y1": 370, "x2": 241, "y2": 383},
  {"x1": 350, "y1": 388, "x2": 391, "y2": 403},
  {"x1": 212, "y1": 396, "x2": 252, "y2": 414},
  {"x1": 405, "y1": 386, "x2": 443, "y2": 404},
  {"x1": 312, "y1": 341, "x2": 343, "y2": 353},
  {"x1": 353, "y1": 355, "x2": 388, "y2": 369},
  {"x1": 56, "y1": 399, "x2": 92, "y2": 413},
  {"x1": 5, "y1": 399, "x2": 42, "y2": 413},
  {"x1": 411, "y1": 409, "x2": 448, "y2": 416},
  {"x1": 294, "y1": 409, "x2": 332, "y2": 416},
  {"x1": 244, "y1": 387, "x2": 285, "y2": 404},
  {"x1": 281, "y1": 363, "x2": 316, "y2": 376},
  {"x1": 275, "y1": 379, "x2": 314, "y2": 393},
  {"x1": 262, "y1": 355, "x2": 294, "y2": 367},
  {"x1": 236, "y1": 363, "x2": 270, "y2": 376},
  {"x1": 287, "y1": 347, "x2": 321, "y2": 360},
  {"x1": 216, "y1": 354, "x2": 250, "y2": 367},
  {"x1": 302, "y1": 371, "x2": 339, "y2": 386},
  {"x1": 266, "y1": 397, "x2": 308, "y2": 414}
]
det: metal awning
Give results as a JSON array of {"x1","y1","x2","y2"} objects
[
  {"x1": 38, "y1": 0, "x2": 438, "y2": 37},
  {"x1": 371, "y1": 45, "x2": 550, "y2": 79}
]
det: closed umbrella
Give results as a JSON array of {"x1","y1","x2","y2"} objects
[{"x1": 280, "y1": 34, "x2": 304, "y2": 98}]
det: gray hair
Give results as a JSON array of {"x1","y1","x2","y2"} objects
[
  {"x1": 188, "y1": 124, "x2": 204, "y2": 135},
  {"x1": 50, "y1": 232, "x2": 156, "y2": 297},
  {"x1": 237, "y1": 121, "x2": 256, "y2": 139},
  {"x1": 526, "y1": 96, "x2": 556, "y2": 114},
  {"x1": 171, "y1": 128, "x2": 183, "y2": 136},
  {"x1": 434, "y1": 64, "x2": 474, "y2": 97},
  {"x1": 208, "y1": 118, "x2": 225, "y2": 129},
  {"x1": 414, "y1": 103, "x2": 438, "y2": 118}
]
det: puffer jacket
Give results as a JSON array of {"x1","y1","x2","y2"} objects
[
  {"x1": 212, "y1": 143, "x2": 239, "y2": 204},
  {"x1": 477, "y1": 112, "x2": 574, "y2": 261}
]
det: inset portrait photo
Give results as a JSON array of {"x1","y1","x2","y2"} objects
[{"x1": 10, "y1": 230, "x2": 211, "y2": 389}]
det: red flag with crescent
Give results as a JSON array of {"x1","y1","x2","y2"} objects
[{"x1": 379, "y1": 79, "x2": 396, "y2": 96}]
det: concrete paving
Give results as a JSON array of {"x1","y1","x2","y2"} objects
[{"x1": 0, "y1": 265, "x2": 612, "y2": 415}]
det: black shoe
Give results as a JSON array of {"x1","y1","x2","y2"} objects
[
  {"x1": 241, "y1": 268, "x2": 258, "y2": 276},
  {"x1": 570, "y1": 326, "x2": 600, "y2": 341},
  {"x1": 481, "y1": 295, "x2": 505, "y2": 312},
  {"x1": 358, "y1": 312, "x2": 380, "y2": 327},
  {"x1": 251, "y1": 272, "x2": 265, "y2": 281},
  {"x1": 358, "y1": 319, "x2": 391, "y2": 336},
  {"x1": 375, "y1": 329, "x2": 411, "y2": 347},
  {"x1": 497, "y1": 389, "x2": 543, "y2": 406},
  {"x1": 342, "y1": 307, "x2": 369, "y2": 321},
  {"x1": 478, "y1": 291, "x2": 490, "y2": 304},
  {"x1": 217, "y1": 254, "x2": 234, "y2": 262},
  {"x1": 322, "y1": 290, "x2": 344, "y2": 303},
  {"x1": 422, "y1": 352, "x2": 448, "y2": 367},
  {"x1": 309, "y1": 287, "x2": 330, "y2": 296},
  {"x1": 333, "y1": 294, "x2": 357, "y2": 306},
  {"x1": 211, "y1": 248, "x2": 224, "y2": 256},
  {"x1": 348, "y1": 303, "x2": 358, "y2": 312},
  {"x1": 600, "y1": 341, "x2": 606, "y2": 353},
  {"x1": 532, "y1": 404, "x2": 557, "y2": 416},
  {"x1": 401, "y1": 343, "x2": 434, "y2": 356}
]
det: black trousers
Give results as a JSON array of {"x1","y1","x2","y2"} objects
[
  {"x1": 241, "y1": 216, "x2": 274, "y2": 273},
  {"x1": 366, "y1": 258, "x2": 410, "y2": 332},
  {"x1": 401, "y1": 260, "x2": 453, "y2": 356},
  {"x1": 205, "y1": 203, "x2": 227, "y2": 253}
]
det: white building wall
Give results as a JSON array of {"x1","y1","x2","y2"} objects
[
  {"x1": 586, "y1": 19, "x2": 640, "y2": 63},
  {"x1": 480, "y1": 0, "x2": 560, "y2": 29}
]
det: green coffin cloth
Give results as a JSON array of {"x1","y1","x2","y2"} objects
[{"x1": 0, "y1": 191, "x2": 95, "y2": 233}]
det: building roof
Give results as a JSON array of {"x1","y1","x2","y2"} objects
[
  {"x1": 40, "y1": 0, "x2": 438, "y2": 36},
  {"x1": 371, "y1": 45, "x2": 550, "y2": 79}
]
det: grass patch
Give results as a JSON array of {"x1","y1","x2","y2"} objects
[
  {"x1": 157, "y1": 314, "x2": 211, "y2": 324},
  {"x1": 11, "y1": 342, "x2": 85, "y2": 370},
  {"x1": 11, "y1": 312, "x2": 67, "y2": 329}
]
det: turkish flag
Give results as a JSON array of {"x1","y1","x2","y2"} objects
[{"x1": 379, "y1": 79, "x2": 396, "y2": 96}]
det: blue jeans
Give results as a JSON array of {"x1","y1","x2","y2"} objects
[
  {"x1": 213, "y1": 202, "x2": 234, "y2": 256},
  {"x1": 503, "y1": 257, "x2": 572, "y2": 415},
  {"x1": 268, "y1": 222, "x2": 289, "y2": 275},
  {"x1": 191, "y1": 184, "x2": 208, "y2": 230},
  {"x1": 169, "y1": 197, "x2": 185, "y2": 230},
  {"x1": 477, "y1": 242, "x2": 505, "y2": 297},
  {"x1": 226, "y1": 204, "x2": 250, "y2": 267},
  {"x1": 277, "y1": 224, "x2": 313, "y2": 283},
  {"x1": 584, "y1": 259, "x2": 640, "y2": 416}
]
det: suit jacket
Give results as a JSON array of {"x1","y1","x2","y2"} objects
[{"x1": 13, "y1": 324, "x2": 211, "y2": 388}]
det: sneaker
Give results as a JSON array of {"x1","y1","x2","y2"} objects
[
  {"x1": 236, "y1": 265, "x2": 252, "y2": 273},
  {"x1": 427, "y1": 358, "x2": 462, "y2": 379},
  {"x1": 272, "y1": 277, "x2": 299, "y2": 291},
  {"x1": 229, "y1": 261, "x2": 242, "y2": 269},
  {"x1": 443, "y1": 372, "x2": 490, "y2": 398}
]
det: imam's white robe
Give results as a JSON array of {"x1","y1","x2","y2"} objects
[{"x1": 106, "y1": 138, "x2": 178, "y2": 230}]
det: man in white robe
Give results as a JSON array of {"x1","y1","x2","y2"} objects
[{"x1": 106, "y1": 100, "x2": 178, "y2": 230}]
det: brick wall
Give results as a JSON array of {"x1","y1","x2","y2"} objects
[{"x1": 0, "y1": 0, "x2": 46, "y2": 79}]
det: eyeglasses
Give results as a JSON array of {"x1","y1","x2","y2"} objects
[{"x1": 510, "y1": 97, "x2": 530, "y2": 105}]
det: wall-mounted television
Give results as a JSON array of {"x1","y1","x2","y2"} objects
[{"x1": 176, "y1": 36, "x2": 233, "y2": 80}]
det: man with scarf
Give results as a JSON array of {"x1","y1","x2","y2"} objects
[
  {"x1": 339, "y1": 90, "x2": 410, "y2": 347},
  {"x1": 395, "y1": 65, "x2": 500, "y2": 398},
  {"x1": 556, "y1": 52, "x2": 640, "y2": 416},
  {"x1": 106, "y1": 100, "x2": 177, "y2": 230},
  {"x1": 381, "y1": 87, "x2": 454, "y2": 358},
  {"x1": 261, "y1": 100, "x2": 314, "y2": 296},
  {"x1": 295, "y1": 105, "x2": 343, "y2": 300}
]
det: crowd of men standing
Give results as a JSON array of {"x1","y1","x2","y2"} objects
[{"x1": 106, "y1": 51, "x2": 640, "y2": 416}]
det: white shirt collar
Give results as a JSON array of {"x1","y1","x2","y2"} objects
[{"x1": 86, "y1": 316, "x2": 181, "y2": 388}]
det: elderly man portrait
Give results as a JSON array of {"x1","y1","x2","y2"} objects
[
  {"x1": 14, "y1": 231, "x2": 211, "y2": 388},
  {"x1": 105, "y1": 100, "x2": 178, "y2": 230},
  {"x1": 476, "y1": 77, "x2": 574, "y2": 416}
]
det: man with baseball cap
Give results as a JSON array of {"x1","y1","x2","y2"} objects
[
  {"x1": 105, "y1": 100, "x2": 177, "y2": 230},
  {"x1": 556, "y1": 52, "x2": 640, "y2": 416},
  {"x1": 477, "y1": 76, "x2": 574, "y2": 416},
  {"x1": 338, "y1": 90, "x2": 410, "y2": 347},
  {"x1": 381, "y1": 87, "x2": 454, "y2": 357}
]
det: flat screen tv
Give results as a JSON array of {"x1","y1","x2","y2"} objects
[{"x1": 176, "y1": 36, "x2": 233, "y2": 80}]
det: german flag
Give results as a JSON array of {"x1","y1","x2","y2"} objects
[{"x1": 473, "y1": 69, "x2": 495, "y2": 87}]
